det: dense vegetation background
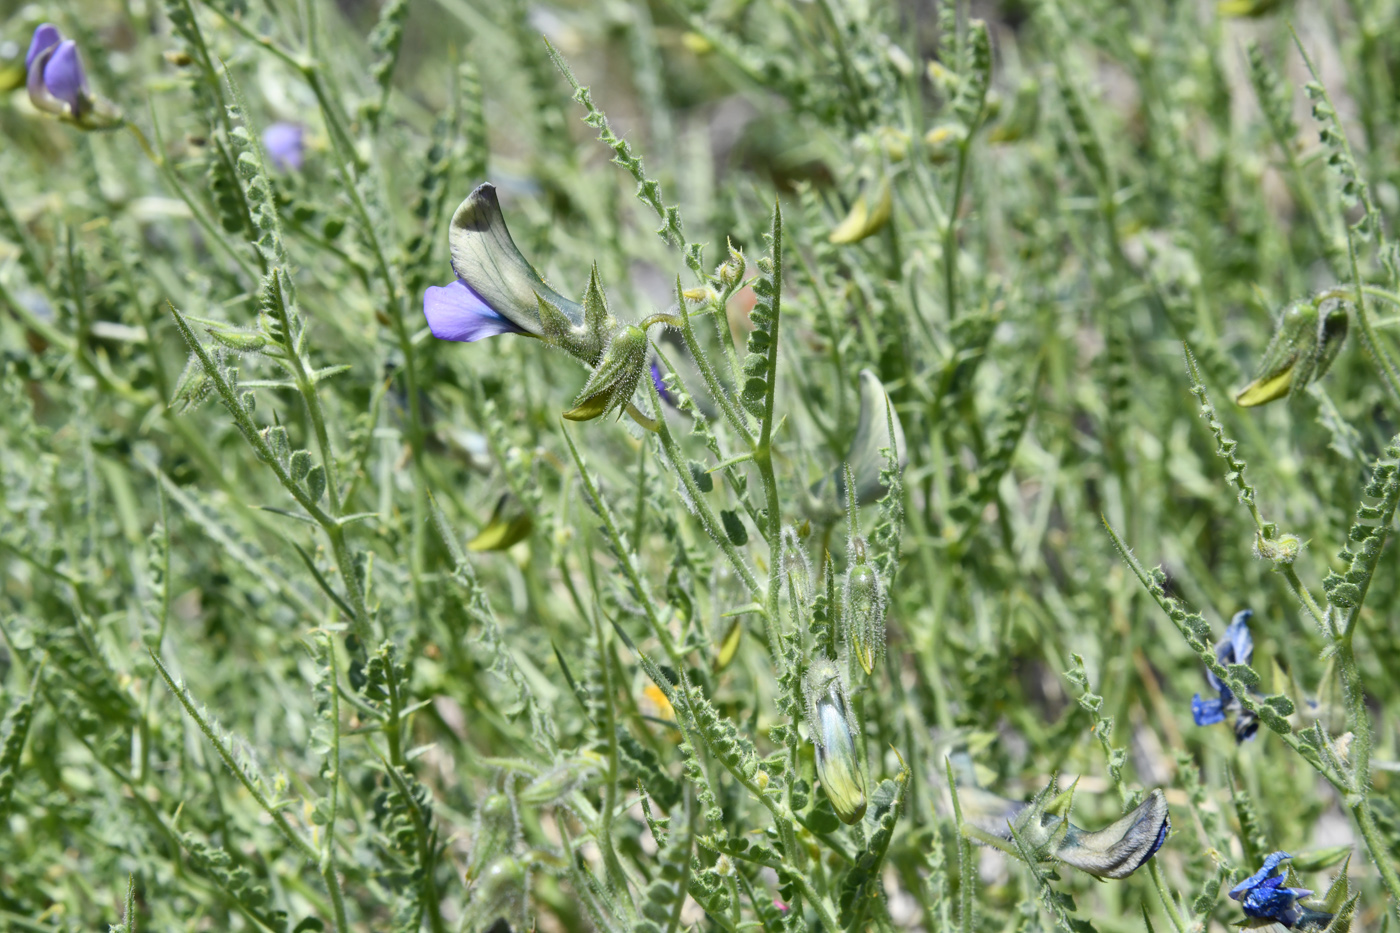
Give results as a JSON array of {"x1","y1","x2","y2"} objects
[{"x1": 2, "y1": 0, "x2": 1399, "y2": 930}]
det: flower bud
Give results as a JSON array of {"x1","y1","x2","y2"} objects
[
  {"x1": 842, "y1": 545, "x2": 885, "y2": 677},
  {"x1": 923, "y1": 124, "x2": 965, "y2": 164},
  {"x1": 718, "y1": 242, "x2": 746, "y2": 292},
  {"x1": 24, "y1": 25, "x2": 123, "y2": 130},
  {"x1": 1255, "y1": 531, "x2": 1301, "y2": 565},
  {"x1": 802, "y1": 658, "x2": 868, "y2": 824},
  {"x1": 467, "y1": 493, "x2": 534, "y2": 552},
  {"x1": 829, "y1": 177, "x2": 893, "y2": 244},
  {"x1": 1236, "y1": 298, "x2": 1348, "y2": 407},
  {"x1": 779, "y1": 525, "x2": 812, "y2": 607},
  {"x1": 563, "y1": 323, "x2": 649, "y2": 421}
]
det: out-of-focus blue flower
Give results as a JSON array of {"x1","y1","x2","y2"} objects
[
  {"x1": 24, "y1": 24, "x2": 120, "y2": 128},
  {"x1": 1191, "y1": 608, "x2": 1260, "y2": 742},
  {"x1": 262, "y1": 122, "x2": 305, "y2": 171},
  {"x1": 650, "y1": 360, "x2": 675, "y2": 407},
  {"x1": 1229, "y1": 852, "x2": 1334, "y2": 929}
]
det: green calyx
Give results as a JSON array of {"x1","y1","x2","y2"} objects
[
  {"x1": 1237, "y1": 298, "x2": 1348, "y2": 407},
  {"x1": 563, "y1": 323, "x2": 649, "y2": 422}
]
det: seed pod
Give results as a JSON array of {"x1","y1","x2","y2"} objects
[{"x1": 802, "y1": 657, "x2": 868, "y2": 824}]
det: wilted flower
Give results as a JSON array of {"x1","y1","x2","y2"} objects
[
  {"x1": 949, "y1": 756, "x2": 1170, "y2": 880},
  {"x1": 262, "y1": 121, "x2": 305, "y2": 171},
  {"x1": 1236, "y1": 298, "x2": 1347, "y2": 407},
  {"x1": 1191, "y1": 609, "x2": 1260, "y2": 743},
  {"x1": 25, "y1": 24, "x2": 121, "y2": 129},
  {"x1": 802, "y1": 657, "x2": 868, "y2": 824},
  {"x1": 1229, "y1": 852, "x2": 1334, "y2": 929},
  {"x1": 812, "y1": 370, "x2": 908, "y2": 511}
]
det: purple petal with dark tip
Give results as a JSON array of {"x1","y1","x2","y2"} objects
[
  {"x1": 424, "y1": 279, "x2": 528, "y2": 342},
  {"x1": 26, "y1": 23, "x2": 62, "y2": 69},
  {"x1": 43, "y1": 40, "x2": 86, "y2": 109}
]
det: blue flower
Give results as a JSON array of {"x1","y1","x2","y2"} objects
[
  {"x1": 1191, "y1": 609, "x2": 1260, "y2": 743},
  {"x1": 1230, "y1": 852, "x2": 1334, "y2": 929},
  {"x1": 262, "y1": 122, "x2": 305, "y2": 172},
  {"x1": 24, "y1": 24, "x2": 120, "y2": 128},
  {"x1": 650, "y1": 359, "x2": 675, "y2": 407},
  {"x1": 423, "y1": 183, "x2": 591, "y2": 347}
]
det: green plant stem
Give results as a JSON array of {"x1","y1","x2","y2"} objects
[
  {"x1": 316, "y1": 634, "x2": 350, "y2": 933},
  {"x1": 592, "y1": 606, "x2": 629, "y2": 895},
  {"x1": 1147, "y1": 859, "x2": 1187, "y2": 933}
]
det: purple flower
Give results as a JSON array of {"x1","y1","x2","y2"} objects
[
  {"x1": 424, "y1": 183, "x2": 585, "y2": 345},
  {"x1": 650, "y1": 359, "x2": 675, "y2": 406},
  {"x1": 24, "y1": 23, "x2": 120, "y2": 128},
  {"x1": 423, "y1": 281, "x2": 527, "y2": 342},
  {"x1": 262, "y1": 122, "x2": 305, "y2": 172},
  {"x1": 1229, "y1": 852, "x2": 1333, "y2": 929},
  {"x1": 1190, "y1": 609, "x2": 1260, "y2": 742},
  {"x1": 26, "y1": 23, "x2": 62, "y2": 69}
]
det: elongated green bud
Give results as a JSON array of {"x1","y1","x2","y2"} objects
[
  {"x1": 842, "y1": 537, "x2": 885, "y2": 676},
  {"x1": 780, "y1": 525, "x2": 812, "y2": 607},
  {"x1": 802, "y1": 658, "x2": 868, "y2": 824}
]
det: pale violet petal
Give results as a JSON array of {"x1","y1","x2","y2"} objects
[{"x1": 424, "y1": 280, "x2": 527, "y2": 342}]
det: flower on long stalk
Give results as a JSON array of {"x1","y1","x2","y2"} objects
[
  {"x1": 802, "y1": 657, "x2": 868, "y2": 824},
  {"x1": 1191, "y1": 609, "x2": 1260, "y2": 743},
  {"x1": 1229, "y1": 852, "x2": 1334, "y2": 929},
  {"x1": 24, "y1": 24, "x2": 122, "y2": 129}
]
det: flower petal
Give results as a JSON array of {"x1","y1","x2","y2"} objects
[
  {"x1": 1223, "y1": 608, "x2": 1254, "y2": 666},
  {"x1": 447, "y1": 183, "x2": 583, "y2": 336},
  {"x1": 43, "y1": 40, "x2": 86, "y2": 110},
  {"x1": 1055, "y1": 789, "x2": 1170, "y2": 879},
  {"x1": 26, "y1": 23, "x2": 62, "y2": 69},
  {"x1": 423, "y1": 280, "x2": 528, "y2": 342},
  {"x1": 27, "y1": 42, "x2": 62, "y2": 114},
  {"x1": 262, "y1": 122, "x2": 304, "y2": 171},
  {"x1": 1230, "y1": 851, "x2": 1293, "y2": 900},
  {"x1": 1191, "y1": 693, "x2": 1226, "y2": 726}
]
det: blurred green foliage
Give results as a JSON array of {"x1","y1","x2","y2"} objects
[{"x1": 2, "y1": 0, "x2": 1400, "y2": 930}]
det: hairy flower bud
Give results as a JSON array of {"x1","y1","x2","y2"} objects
[
  {"x1": 802, "y1": 658, "x2": 868, "y2": 824},
  {"x1": 563, "y1": 324, "x2": 650, "y2": 421},
  {"x1": 1236, "y1": 298, "x2": 1348, "y2": 407},
  {"x1": 842, "y1": 548, "x2": 885, "y2": 676},
  {"x1": 780, "y1": 525, "x2": 812, "y2": 607}
]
